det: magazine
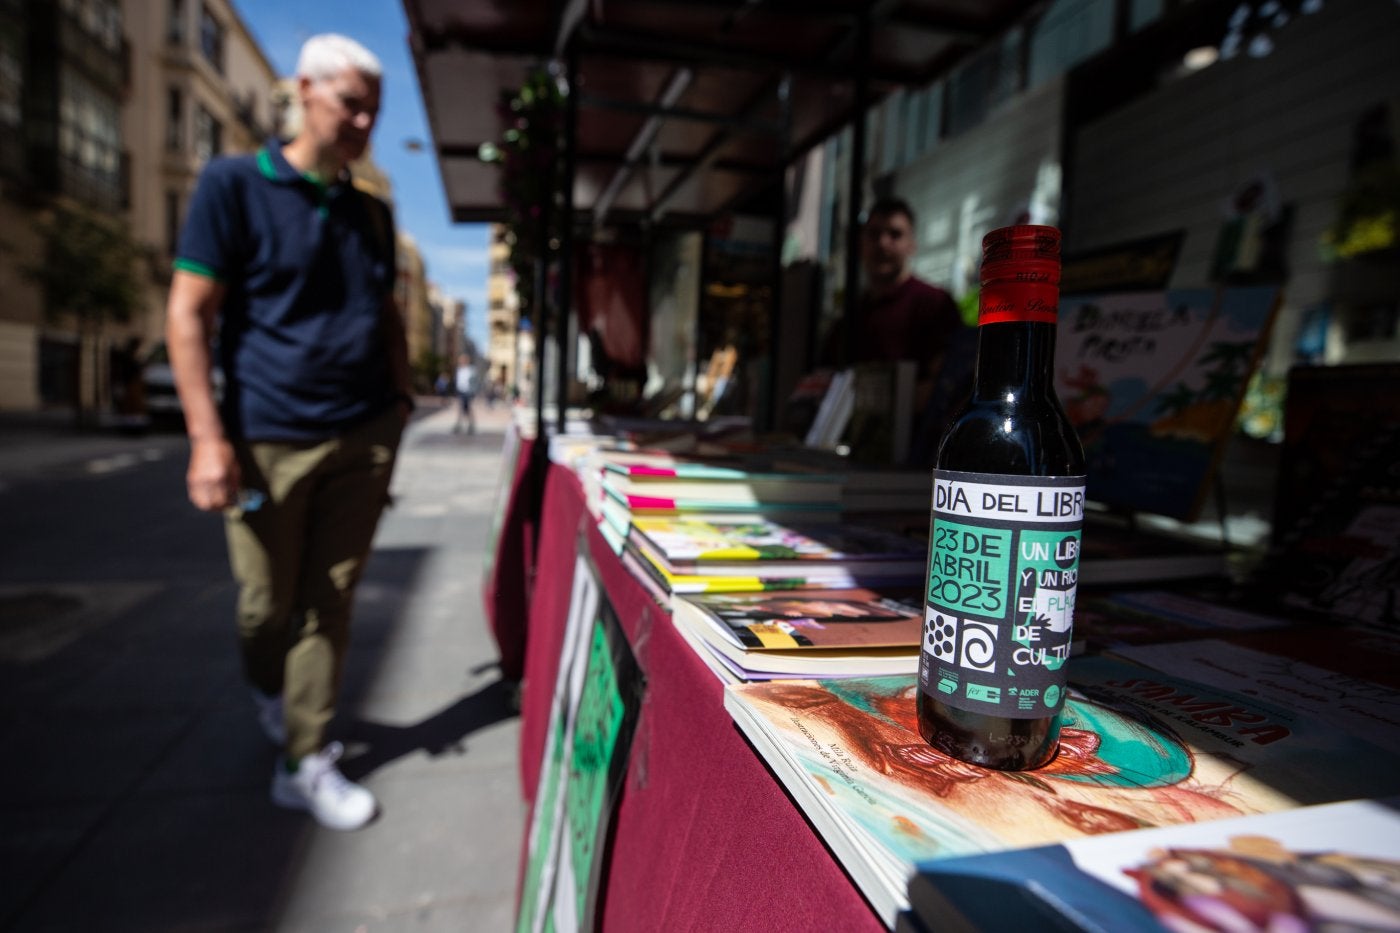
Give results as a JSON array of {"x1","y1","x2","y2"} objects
[{"x1": 724, "y1": 654, "x2": 1400, "y2": 925}]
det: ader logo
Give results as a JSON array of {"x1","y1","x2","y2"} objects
[{"x1": 1054, "y1": 535, "x2": 1079, "y2": 569}]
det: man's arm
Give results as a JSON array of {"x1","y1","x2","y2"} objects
[
  {"x1": 166, "y1": 270, "x2": 236, "y2": 511},
  {"x1": 382, "y1": 294, "x2": 413, "y2": 417}
]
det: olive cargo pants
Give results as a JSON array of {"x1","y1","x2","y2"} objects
[{"x1": 225, "y1": 408, "x2": 402, "y2": 761}]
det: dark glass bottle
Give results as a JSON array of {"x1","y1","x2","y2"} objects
[{"x1": 915, "y1": 225, "x2": 1086, "y2": 771}]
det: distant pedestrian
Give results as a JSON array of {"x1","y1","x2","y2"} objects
[
  {"x1": 454, "y1": 352, "x2": 478, "y2": 434},
  {"x1": 164, "y1": 34, "x2": 410, "y2": 831}
]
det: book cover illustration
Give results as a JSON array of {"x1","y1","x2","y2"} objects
[
  {"x1": 681, "y1": 591, "x2": 922, "y2": 650},
  {"x1": 908, "y1": 797, "x2": 1400, "y2": 933},
  {"x1": 672, "y1": 590, "x2": 923, "y2": 680},
  {"x1": 724, "y1": 656, "x2": 1400, "y2": 923},
  {"x1": 1055, "y1": 286, "x2": 1279, "y2": 521}
]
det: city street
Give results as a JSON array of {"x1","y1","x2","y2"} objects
[{"x1": 0, "y1": 399, "x2": 523, "y2": 931}]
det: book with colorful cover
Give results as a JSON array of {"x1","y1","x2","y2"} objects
[
  {"x1": 1055, "y1": 286, "x2": 1280, "y2": 522},
  {"x1": 671, "y1": 589, "x2": 922, "y2": 681},
  {"x1": 601, "y1": 481, "x2": 841, "y2": 511},
  {"x1": 596, "y1": 448, "x2": 841, "y2": 482},
  {"x1": 625, "y1": 540, "x2": 915, "y2": 596},
  {"x1": 629, "y1": 515, "x2": 925, "y2": 567},
  {"x1": 906, "y1": 796, "x2": 1400, "y2": 932},
  {"x1": 598, "y1": 496, "x2": 839, "y2": 553},
  {"x1": 723, "y1": 653, "x2": 1400, "y2": 925}
]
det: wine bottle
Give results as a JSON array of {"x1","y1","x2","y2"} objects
[{"x1": 915, "y1": 224, "x2": 1086, "y2": 771}]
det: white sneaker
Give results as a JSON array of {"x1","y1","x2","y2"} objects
[
  {"x1": 251, "y1": 690, "x2": 286, "y2": 746},
  {"x1": 271, "y1": 742, "x2": 377, "y2": 831}
]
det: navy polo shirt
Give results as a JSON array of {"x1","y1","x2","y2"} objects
[{"x1": 174, "y1": 139, "x2": 397, "y2": 441}]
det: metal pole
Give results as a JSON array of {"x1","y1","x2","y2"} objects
[
  {"x1": 764, "y1": 73, "x2": 792, "y2": 431},
  {"x1": 840, "y1": 9, "x2": 870, "y2": 365},
  {"x1": 555, "y1": 52, "x2": 578, "y2": 436}
]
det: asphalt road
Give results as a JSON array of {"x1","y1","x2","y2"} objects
[{"x1": 0, "y1": 400, "x2": 524, "y2": 931}]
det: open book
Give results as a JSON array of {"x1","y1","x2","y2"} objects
[{"x1": 725, "y1": 649, "x2": 1400, "y2": 925}]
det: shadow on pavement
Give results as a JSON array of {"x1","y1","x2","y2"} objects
[{"x1": 343, "y1": 672, "x2": 519, "y2": 780}]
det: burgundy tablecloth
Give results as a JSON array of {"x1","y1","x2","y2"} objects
[
  {"x1": 517, "y1": 463, "x2": 885, "y2": 932},
  {"x1": 482, "y1": 436, "x2": 536, "y2": 681}
]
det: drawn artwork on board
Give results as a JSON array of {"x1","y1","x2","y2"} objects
[
  {"x1": 517, "y1": 540, "x2": 645, "y2": 933},
  {"x1": 1054, "y1": 286, "x2": 1280, "y2": 521}
]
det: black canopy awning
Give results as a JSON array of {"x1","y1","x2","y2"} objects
[{"x1": 405, "y1": 0, "x2": 1043, "y2": 226}]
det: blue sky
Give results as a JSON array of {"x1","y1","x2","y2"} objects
[{"x1": 235, "y1": 0, "x2": 492, "y2": 352}]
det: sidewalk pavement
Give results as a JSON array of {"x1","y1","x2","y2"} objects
[{"x1": 1, "y1": 397, "x2": 525, "y2": 931}]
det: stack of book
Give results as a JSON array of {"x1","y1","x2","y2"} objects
[
  {"x1": 619, "y1": 514, "x2": 927, "y2": 603},
  {"x1": 670, "y1": 588, "x2": 923, "y2": 683}
]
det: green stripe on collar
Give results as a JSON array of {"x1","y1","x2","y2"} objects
[
  {"x1": 173, "y1": 257, "x2": 224, "y2": 281},
  {"x1": 256, "y1": 148, "x2": 277, "y2": 181}
]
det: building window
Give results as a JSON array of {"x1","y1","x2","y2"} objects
[
  {"x1": 166, "y1": 191, "x2": 183, "y2": 254},
  {"x1": 199, "y1": 5, "x2": 224, "y2": 73},
  {"x1": 166, "y1": 86, "x2": 184, "y2": 151},
  {"x1": 59, "y1": 68, "x2": 121, "y2": 180},
  {"x1": 168, "y1": 0, "x2": 185, "y2": 45},
  {"x1": 60, "y1": 0, "x2": 123, "y2": 53},
  {"x1": 193, "y1": 104, "x2": 221, "y2": 162}
]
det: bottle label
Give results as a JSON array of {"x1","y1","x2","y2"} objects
[{"x1": 918, "y1": 470, "x2": 1086, "y2": 719}]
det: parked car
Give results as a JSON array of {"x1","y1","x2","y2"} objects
[{"x1": 142, "y1": 341, "x2": 223, "y2": 426}]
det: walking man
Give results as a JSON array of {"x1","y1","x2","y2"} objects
[
  {"x1": 453, "y1": 352, "x2": 478, "y2": 434},
  {"x1": 165, "y1": 34, "x2": 412, "y2": 830}
]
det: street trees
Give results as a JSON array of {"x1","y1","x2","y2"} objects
[{"x1": 24, "y1": 203, "x2": 145, "y2": 425}]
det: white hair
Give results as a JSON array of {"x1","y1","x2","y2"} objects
[{"x1": 296, "y1": 34, "x2": 382, "y2": 82}]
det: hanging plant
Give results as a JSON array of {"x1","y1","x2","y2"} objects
[{"x1": 486, "y1": 65, "x2": 566, "y2": 324}]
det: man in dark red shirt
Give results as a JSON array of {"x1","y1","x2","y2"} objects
[
  {"x1": 817, "y1": 198, "x2": 973, "y2": 462},
  {"x1": 823, "y1": 197, "x2": 966, "y2": 368}
]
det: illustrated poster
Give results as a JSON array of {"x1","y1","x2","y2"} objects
[
  {"x1": 517, "y1": 540, "x2": 645, "y2": 933},
  {"x1": 1055, "y1": 286, "x2": 1279, "y2": 521}
]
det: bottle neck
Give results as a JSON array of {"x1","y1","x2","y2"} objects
[
  {"x1": 973, "y1": 277, "x2": 1060, "y2": 401},
  {"x1": 972, "y1": 320, "x2": 1058, "y2": 400}
]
